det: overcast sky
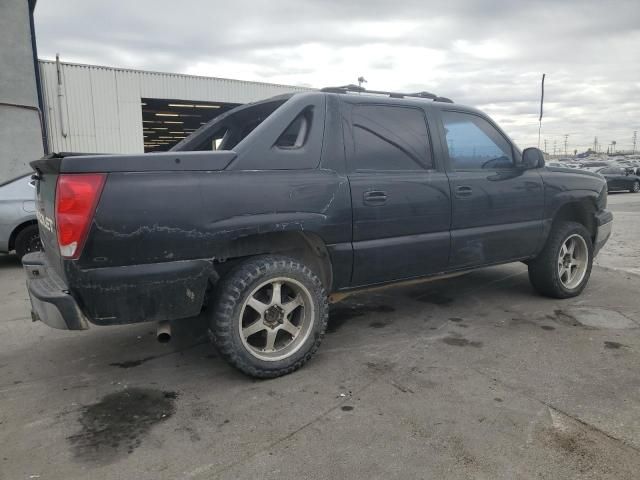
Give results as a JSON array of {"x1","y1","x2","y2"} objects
[{"x1": 35, "y1": 0, "x2": 640, "y2": 153}]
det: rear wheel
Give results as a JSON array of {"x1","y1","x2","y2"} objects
[
  {"x1": 630, "y1": 181, "x2": 639, "y2": 193},
  {"x1": 14, "y1": 224, "x2": 42, "y2": 260},
  {"x1": 528, "y1": 221, "x2": 593, "y2": 299},
  {"x1": 209, "y1": 255, "x2": 328, "y2": 378}
]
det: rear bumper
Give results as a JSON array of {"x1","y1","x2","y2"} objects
[
  {"x1": 22, "y1": 252, "x2": 216, "y2": 329},
  {"x1": 594, "y1": 209, "x2": 613, "y2": 256},
  {"x1": 23, "y1": 252, "x2": 88, "y2": 330}
]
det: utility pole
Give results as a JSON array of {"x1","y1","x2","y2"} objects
[
  {"x1": 612, "y1": 141, "x2": 616, "y2": 154},
  {"x1": 544, "y1": 139, "x2": 548, "y2": 153},
  {"x1": 633, "y1": 131, "x2": 637, "y2": 154},
  {"x1": 553, "y1": 140, "x2": 557, "y2": 156},
  {"x1": 538, "y1": 74, "x2": 546, "y2": 149},
  {"x1": 593, "y1": 136, "x2": 598, "y2": 153},
  {"x1": 563, "y1": 134, "x2": 569, "y2": 156}
]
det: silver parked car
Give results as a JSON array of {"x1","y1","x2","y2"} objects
[{"x1": 0, "y1": 174, "x2": 42, "y2": 259}]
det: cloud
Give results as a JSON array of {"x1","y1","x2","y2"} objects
[{"x1": 34, "y1": 0, "x2": 640, "y2": 151}]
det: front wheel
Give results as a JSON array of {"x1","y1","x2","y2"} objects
[
  {"x1": 528, "y1": 221, "x2": 593, "y2": 299},
  {"x1": 209, "y1": 255, "x2": 328, "y2": 378},
  {"x1": 630, "y1": 181, "x2": 640, "y2": 193}
]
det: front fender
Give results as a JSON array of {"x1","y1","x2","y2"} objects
[
  {"x1": 537, "y1": 189, "x2": 601, "y2": 255},
  {"x1": 546, "y1": 189, "x2": 599, "y2": 220}
]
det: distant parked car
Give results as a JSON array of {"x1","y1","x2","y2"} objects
[
  {"x1": 0, "y1": 174, "x2": 41, "y2": 259},
  {"x1": 597, "y1": 167, "x2": 640, "y2": 193},
  {"x1": 547, "y1": 162, "x2": 570, "y2": 168}
]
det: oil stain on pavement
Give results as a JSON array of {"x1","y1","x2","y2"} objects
[
  {"x1": 327, "y1": 304, "x2": 395, "y2": 333},
  {"x1": 67, "y1": 388, "x2": 178, "y2": 464},
  {"x1": 369, "y1": 321, "x2": 389, "y2": 329},
  {"x1": 109, "y1": 356, "x2": 159, "y2": 369},
  {"x1": 415, "y1": 291, "x2": 454, "y2": 305},
  {"x1": 441, "y1": 337, "x2": 483, "y2": 348}
]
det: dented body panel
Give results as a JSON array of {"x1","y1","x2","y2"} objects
[{"x1": 84, "y1": 169, "x2": 350, "y2": 268}]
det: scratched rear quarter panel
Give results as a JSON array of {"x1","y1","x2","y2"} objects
[{"x1": 81, "y1": 169, "x2": 350, "y2": 268}]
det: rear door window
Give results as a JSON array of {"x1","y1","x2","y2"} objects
[{"x1": 349, "y1": 105, "x2": 433, "y2": 171}]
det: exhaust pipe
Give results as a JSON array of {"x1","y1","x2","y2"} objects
[{"x1": 156, "y1": 321, "x2": 171, "y2": 343}]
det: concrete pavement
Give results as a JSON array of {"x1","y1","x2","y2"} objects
[{"x1": 1, "y1": 193, "x2": 639, "y2": 480}]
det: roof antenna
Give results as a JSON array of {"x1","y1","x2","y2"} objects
[{"x1": 357, "y1": 76, "x2": 367, "y2": 90}]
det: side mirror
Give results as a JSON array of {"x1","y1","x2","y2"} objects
[{"x1": 522, "y1": 147, "x2": 545, "y2": 169}]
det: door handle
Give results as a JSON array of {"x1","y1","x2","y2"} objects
[
  {"x1": 455, "y1": 185, "x2": 473, "y2": 198},
  {"x1": 363, "y1": 190, "x2": 388, "y2": 205}
]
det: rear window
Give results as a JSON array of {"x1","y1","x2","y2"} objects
[
  {"x1": 172, "y1": 98, "x2": 288, "y2": 152},
  {"x1": 600, "y1": 168, "x2": 623, "y2": 174}
]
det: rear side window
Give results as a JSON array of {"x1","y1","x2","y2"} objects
[
  {"x1": 350, "y1": 105, "x2": 432, "y2": 171},
  {"x1": 442, "y1": 111, "x2": 513, "y2": 170},
  {"x1": 210, "y1": 128, "x2": 229, "y2": 150},
  {"x1": 275, "y1": 109, "x2": 312, "y2": 148}
]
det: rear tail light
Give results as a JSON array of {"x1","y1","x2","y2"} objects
[{"x1": 55, "y1": 173, "x2": 106, "y2": 259}]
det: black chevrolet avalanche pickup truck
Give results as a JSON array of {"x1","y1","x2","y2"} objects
[{"x1": 24, "y1": 87, "x2": 613, "y2": 378}]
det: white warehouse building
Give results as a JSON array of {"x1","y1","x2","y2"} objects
[{"x1": 38, "y1": 59, "x2": 311, "y2": 154}]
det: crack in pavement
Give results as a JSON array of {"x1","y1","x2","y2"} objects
[
  {"x1": 468, "y1": 365, "x2": 640, "y2": 454},
  {"x1": 187, "y1": 375, "x2": 383, "y2": 479}
]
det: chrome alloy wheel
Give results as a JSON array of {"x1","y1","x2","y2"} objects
[
  {"x1": 557, "y1": 234, "x2": 589, "y2": 289},
  {"x1": 238, "y1": 277, "x2": 315, "y2": 361}
]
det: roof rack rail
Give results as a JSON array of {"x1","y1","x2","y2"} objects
[{"x1": 320, "y1": 84, "x2": 454, "y2": 103}]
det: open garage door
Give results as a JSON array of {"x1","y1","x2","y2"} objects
[{"x1": 141, "y1": 98, "x2": 240, "y2": 152}]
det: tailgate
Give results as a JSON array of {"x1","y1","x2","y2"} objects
[
  {"x1": 29, "y1": 149, "x2": 237, "y2": 279},
  {"x1": 31, "y1": 156, "x2": 66, "y2": 279}
]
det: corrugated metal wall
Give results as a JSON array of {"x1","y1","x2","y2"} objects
[{"x1": 39, "y1": 60, "x2": 311, "y2": 154}]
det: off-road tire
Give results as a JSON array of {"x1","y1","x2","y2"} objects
[
  {"x1": 14, "y1": 224, "x2": 42, "y2": 260},
  {"x1": 630, "y1": 181, "x2": 640, "y2": 193},
  {"x1": 528, "y1": 221, "x2": 593, "y2": 299},
  {"x1": 209, "y1": 255, "x2": 328, "y2": 378}
]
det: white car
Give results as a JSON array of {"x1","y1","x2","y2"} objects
[{"x1": 0, "y1": 174, "x2": 41, "y2": 259}]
